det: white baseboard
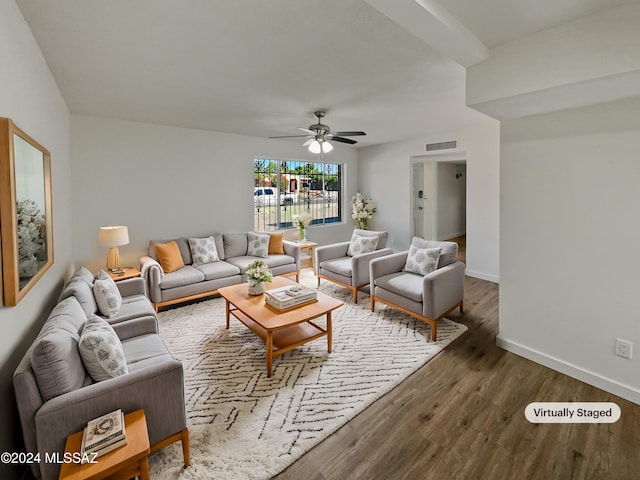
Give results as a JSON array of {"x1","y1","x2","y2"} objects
[
  {"x1": 440, "y1": 232, "x2": 466, "y2": 241},
  {"x1": 496, "y1": 335, "x2": 640, "y2": 405},
  {"x1": 465, "y1": 269, "x2": 499, "y2": 283}
]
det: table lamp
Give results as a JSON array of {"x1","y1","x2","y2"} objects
[{"x1": 99, "y1": 226, "x2": 129, "y2": 270}]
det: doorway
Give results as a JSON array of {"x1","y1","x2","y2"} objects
[{"x1": 411, "y1": 153, "x2": 467, "y2": 242}]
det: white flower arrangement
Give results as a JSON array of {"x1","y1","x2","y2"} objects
[
  {"x1": 246, "y1": 260, "x2": 273, "y2": 285},
  {"x1": 351, "y1": 192, "x2": 376, "y2": 229},
  {"x1": 292, "y1": 212, "x2": 313, "y2": 230},
  {"x1": 17, "y1": 199, "x2": 46, "y2": 278}
]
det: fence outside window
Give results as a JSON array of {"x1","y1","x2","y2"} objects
[{"x1": 253, "y1": 158, "x2": 343, "y2": 231}]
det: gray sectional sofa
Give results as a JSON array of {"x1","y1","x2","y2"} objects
[
  {"x1": 13, "y1": 267, "x2": 189, "y2": 480},
  {"x1": 140, "y1": 232, "x2": 300, "y2": 311}
]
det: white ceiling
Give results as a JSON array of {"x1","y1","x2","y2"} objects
[{"x1": 15, "y1": 0, "x2": 637, "y2": 147}]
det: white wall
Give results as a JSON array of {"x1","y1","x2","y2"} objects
[
  {"x1": 498, "y1": 97, "x2": 640, "y2": 404},
  {"x1": 0, "y1": 0, "x2": 71, "y2": 477},
  {"x1": 436, "y1": 163, "x2": 466, "y2": 240},
  {"x1": 71, "y1": 115, "x2": 359, "y2": 271},
  {"x1": 358, "y1": 117, "x2": 500, "y2": 282}
]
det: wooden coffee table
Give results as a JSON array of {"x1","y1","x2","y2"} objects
[{"x1": 219, "y1": 277, "x2": 343, "y2": 377}]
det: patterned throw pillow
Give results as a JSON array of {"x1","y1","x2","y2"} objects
[
  {"x1": 92, "y1": 270, "x2": 123, "y2": 318},
  {"x1": 347, "y1": 233, "x2": 379, "y2": 256},
  {"x1": 403, "y1": 246, "x2": 442, "y2": 276},
  {"x1": 247, "y1": 232, "x2": 270, "y2": 258},
  {"x1": 188, "y1": 236, "x2": 220, "y2": 266},
  {"x1": 78, "y1": 315, "x2": 128, "y2": 382}
]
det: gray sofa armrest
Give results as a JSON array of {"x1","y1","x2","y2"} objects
[
  {"x1": 112, "y1": 316, "x2": 159, "y2": 339},
  {"x1": 423, "y1": 262, "x2": 466, "y2": 319},
  {"x1": 140, "y1": 255, "x2": 163, "y2": 303},
  {"x1": 35, "y1": 359, "x2": 186, "y2": 480},
  {"x1": 370, "y1": 251, "x2": 409, "y2": 285},
  {"x1": 315, "y1": 241, "x2": 350, "y2": 268},
  {"x1": 116, "y1": 277, "x2": 146, "y2": 297},
  {"x1": 283, "y1": 240, "x2": 301, "y2": 269},
  {"x1": 352, "y1": 248, "x2": 394, "y2": 286}
]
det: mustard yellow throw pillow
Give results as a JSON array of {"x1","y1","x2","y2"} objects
[
  {"x1": 268, "y1": 232, "x2": 285, "y2": 254},
  {"x1": 155, "y1": 241, "x2": 185, "y2": 273}
]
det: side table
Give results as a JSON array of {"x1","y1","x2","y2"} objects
[
  {"x1": 58, "y1": 409, "x2": 150, "y2": 480},
  {"x1": 106, "y1": 268, "x2": 141, "y2": 282},
  {"x1": 298, "y1": 241, "x2": 318, "y2": 271}
]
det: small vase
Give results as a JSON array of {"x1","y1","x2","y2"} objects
[
  {"x1": 248, "y1": 281, "x2": 266, "y2": 296},
  {"x1": 298, "y1": 227, "x2": 306, "y2": 242}
]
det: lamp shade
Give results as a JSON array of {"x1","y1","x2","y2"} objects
[
  {"x1": 322, "y1": 141, "x2": 333, "y2": 153},
  {"x1": 99, "y1": 226, "x2": 129, "y2": 247},
  {"x1": 308, "y1": 140, "x2": 321, "y2": 154}
]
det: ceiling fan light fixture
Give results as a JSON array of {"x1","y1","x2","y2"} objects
[
  {"x1": 322, "y1": 141, "x2": 333, "y2": 153},
  {"x1": 308, "y1": 140, "x2": 321, "y2": 154}
]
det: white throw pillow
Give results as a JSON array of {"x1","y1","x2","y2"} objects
[
  {"x1": 347, "y1": 233, "x2": 379, "y2": 256},
  {"x1": 188, "y1": 236, "x2": 220, "y2": 265},
  {"x1": 247, "y1": 232, "x2": 270, "y2": 258},
  {"x1": 93, "y1": 270, "x2": 122, "y2": 318},
  {"x1": 78, "y1": 315, "x2": 128, "y2": 382},
  {"x1": 403, "y1": 246, "x2": 442, "y2": 276}
]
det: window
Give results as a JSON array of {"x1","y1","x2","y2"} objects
[{"x1": 254, "y1": 158, "x2": 342, "y2": 231}]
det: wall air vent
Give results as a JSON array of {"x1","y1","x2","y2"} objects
[{"x1": 426, "y1": 140, "x2": 457, "y2": 151}]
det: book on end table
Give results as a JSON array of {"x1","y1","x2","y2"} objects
[{"x1": 80, "y1": 409, "x2": 127, "y2": 462}]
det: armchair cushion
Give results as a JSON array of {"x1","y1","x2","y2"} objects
[
  {"x1": 374, "y1": 271, "x2": 424, "y2": 302},
  {"x1": 78, "y1": 315, "x2": 128, "y2": 382},
  {"x1": 403, "y1": 246, "x2": 441, "y2": 276},
  {"x1": 319, "y1": 256, "x2": 353, "y2": 278},
  {"x1": 347, "y1": 233, "x2": 379, "y2": 256}
]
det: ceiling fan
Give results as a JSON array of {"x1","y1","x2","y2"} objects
[{"x1": 270, "y1": 110, "x2": 366, "y2": 153}]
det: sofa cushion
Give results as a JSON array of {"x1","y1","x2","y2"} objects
[
  {"x1": 347, "y1": 233, "x2": 379, "y2": 256},
  {"x1": 194, "y1": 261, "x2": 240, "y2": 281},
  {"x1": 106, "y1": 294, "x2": 158, "y2": 324},
  {"x1": 188, "y1": 236, "x2": 220, "y2": 265},
  {"x1": 155, "y1": 240, "x2": 186, "y2": 273},
  {"x1": 69, "y1": 266, "x2": 95, "y2": 286},
  {"x1": 223, "y1": 233, "x2": 248, "y2": 258},
  {"x1": 319, "y1": 256, "x2": 353, "y2": 278},
  {"x1": 78, "y1": 315, "x2": 128, "y2": 382},
  {"x1": 410, "y1": 237, "x2": 458, "y2": 268},
  {"x1": 247, "y1": 232, "x2": 270, "y2": 258},
  {"x1": 30, "y1": 297, "x2": 87, "y2": 401},
  {"x1": 93, "y1": 270, "x2": 123, "y2": 318},
  {"x1": 160, "y1": 265, "x2": 205, "y2": 290},
  {"x1": 374, "y1": 271, "x2": 424, "y2": 303},
  {"x1": 268, "y1": 232, "x2": 285, "y2": 254},
  {"x1": 59, "y1": 279, "x2": 98, "y2": 316},
  {"x1": 226, "y1": 255, "x2": 294, "y2": 274},
  {"x1": 403, "y1": 246, "x2": 441, "y2": 276},
  {"x1": 122, "y1": 333, "x2": 173, "y2": 370}
]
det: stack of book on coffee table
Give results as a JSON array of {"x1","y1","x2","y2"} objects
[
  {"x1": 265, "y1": 285, "x2": 317, "y2": 311},
  {"x1": 80, "y1": 409, "x2": 127, "y2": 462}
]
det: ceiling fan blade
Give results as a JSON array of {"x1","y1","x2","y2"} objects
[
  {"x1": 330, "y1": 136, "x2": 357, "y2": 145},
  {"x1": 303, "y1": 138, "x2": 314, "y2": 147},
  {"x1": 330, "y1": 131, "x2": 366, "y2": 137},
  {"x1": 299, "y1": 128, "x2": 317, "y2": 135},
  {"x1": 269, "y1": 134, "x2": 311, "y2": 139}
]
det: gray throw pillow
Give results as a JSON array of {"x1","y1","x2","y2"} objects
[
  {"x1": 347, "y1": 233, "x2": 379, "y2": 256},
  {"x1": 188, "y1": 236, "x2": 220, "y2": 265},
  {"x1": 93, "y1": 270, "x2": 122, "y2": 318},
  {"x1": 78, "y1": 315, "x2": 128, "y2": 382},
  {"x1": 247, "y1": 232, "x2": 270, "y2": 258},
  {"x1": 403, "y1": 246, "x2": 442, "y2": 276}
]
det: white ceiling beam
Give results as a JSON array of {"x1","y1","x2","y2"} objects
[{"x1": 365, "y1": 0, "x2": 488, "y2": 67}]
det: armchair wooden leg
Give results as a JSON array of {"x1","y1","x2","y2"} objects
[
  {"x1": 371, "y1": 296, "x2": 375, "y2": 312},
  {"x1": 460, "y1": 301, "x2": 464, "y2": 313},
  {"x1": 353, "y1": 288, "x2": 358, "y2": 303},
  {"x1": 431, "y1": 321, "x2": 437, "y2": 341},
  {"x1": 181, "y1": 427, "x2": 191, "y2": 467}
]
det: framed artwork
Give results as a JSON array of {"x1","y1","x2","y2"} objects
[{"x1": 0, "y1": 118, "x2": 53, "y2": 306}]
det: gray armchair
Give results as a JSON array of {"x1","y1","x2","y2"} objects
[
  {"x1": 369, "y1": 237, "x2": 465, "y2": 340},
  {"x1": 316, "y1": 229, "x2": 393, "y2": 302}
]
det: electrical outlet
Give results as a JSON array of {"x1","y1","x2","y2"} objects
[{"x1": 615, "y1": 338, "x2": 633, "y2": 359}]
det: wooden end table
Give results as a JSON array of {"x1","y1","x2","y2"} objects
[
  {"x1": 106, "y1": 268, "x2": 141, "y2": 282},
  {"x1": 297, "y1": 241, "x2": 318, "y2": 270},
  {"x1": 219, "y1": 276, "x2": 343, "y2": 377},
  {"x1": 58, "y1": 409, "x2": 150, "y2": 480}
]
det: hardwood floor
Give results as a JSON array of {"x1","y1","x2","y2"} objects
[{"x1": 276, "y1": 273, "x2": 640, "y2": 480}]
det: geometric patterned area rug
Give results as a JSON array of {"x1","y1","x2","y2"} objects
[{"x1": 148, "y1": 281, "x2": 467, "y2": 479}]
